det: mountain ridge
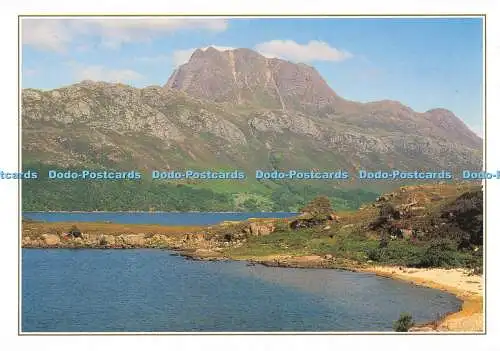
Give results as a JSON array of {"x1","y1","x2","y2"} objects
[
  {"x1": 20, "y1": 47, "x2": 483, "y2": 211},
  {"x1": 164, "y1": 46, "x2": 480, "y2": 145}
]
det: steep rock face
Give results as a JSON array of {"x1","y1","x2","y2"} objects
[{"x1": 166, "y1": 47, "x2": 340, "y2": 112}]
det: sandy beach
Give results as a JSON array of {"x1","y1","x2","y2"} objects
[{"x1": 360, "y1": 266, "x2": 484, "y2": 332}]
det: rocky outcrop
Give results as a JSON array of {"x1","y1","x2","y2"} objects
[
  {"x1": 40, "y1": 234, "x2": 60, "y2": 246},
  {"x1": 248, "y1": 222, "x2": 275, "y2": 236},
  {"x1": 121, "y1": 234, "x2": 146, "y2": 246}
]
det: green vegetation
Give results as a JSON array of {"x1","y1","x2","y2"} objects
[
  {"x1": 226, "y1": 186, "x2": 483, "y2": 272},
  {"x1": 21, "y1": 162, "x2": 379, "y2": 212},
  {"x1": 418, "y1": 239, "x2": 463, "y2": 268},
  {"x1": 393, "y1": 313, "x2": 415, "y2": 332},
  {"x1": 300, "y1": 195, "x2": 333, "y2": 219},
  {"x1": 228, "y1": 224, "x2": 482, "y2": 269}
]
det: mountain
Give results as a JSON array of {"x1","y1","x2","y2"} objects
[
  {"x1": 21, "y1": 47, "x2": 482, "y2": 211},
  {"x1": 166, "y1": 47, "x2": 342, "y2": 113},
  {"x1": 166, "y1": 47, "x2": 481, "y2": 149}
]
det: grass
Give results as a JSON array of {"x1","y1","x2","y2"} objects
[
  {"x1": 22, "y1": 221, "x2": 202, "y2": 239},
  {"x1": 225, "y1": 224, "x2": 481, "y2": 269}
]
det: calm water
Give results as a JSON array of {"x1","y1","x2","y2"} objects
[
  {"x1": 22, "y1": 212, "x2": 297, "y2": 225},
  {"x1": 22, "y1": 249, "x2": 461, "y2": 332}
]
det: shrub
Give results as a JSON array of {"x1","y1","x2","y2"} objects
[
  {"x1": 379, "y1": 233, "x2": 389, "y2": 248},
  {"x1": 440, "y1": 190, "x2": 483, "y2": 247},
  {"x1": 393, "y1": 313, "x2": 414, "y2": 332},
  {"x1": 380, "y1": 203, "x2": 399, "y2": 219},
  {"x1": 367, "y1": 248, "x2": 383, "y2": 261},
  {"x1": 418, "y1": 239, "x2": 460, "y2": 268},
  {"x1": 274, "y1": 220, "x2": 290, "y2": 232},
  {"x1": 368, "y1": 216, "x2": 388, "y2": 230},
  {"x1": 68, "y1": 224, "x2": 82, "y2": 238},
  {"x1": 365, "y1": 241, "x2": 424, "y2": 266},
  {"x1": 300, "y1": 196, "x2": 333, "y2": 220}
]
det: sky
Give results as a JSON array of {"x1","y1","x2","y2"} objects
[{"x1": 21, "y1": 17, "x2": 484, "y2": 136}]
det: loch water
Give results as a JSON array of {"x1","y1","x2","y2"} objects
[
  {"x1": 22, "y1": 248, "x2": 461, "y2": 332},
  {"x1": 22, "y1": 212, "x2": 461, "y2": 332}
]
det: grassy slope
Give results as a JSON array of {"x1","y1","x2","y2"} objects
[{"x1": 222, "y1": 183, "x2": 483, "y2": 269}]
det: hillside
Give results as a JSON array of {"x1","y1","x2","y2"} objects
[
  {"x1": 203, "y1": 182, "x2": 483, "y2": 272},
  {"x1": 21, "y1": 47, "x2": 483, "y2": 211}
]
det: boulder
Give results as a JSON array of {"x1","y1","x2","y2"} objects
[
  {"x1": 329, "y1": 213, "x2": 340, "y2": 221},
  {"x1": 249, "y1": 222, "x2": 275, "y2": 236},
  {"x1": 122, "y1": 234, "x2": 146, "y2": 246},
  {"x1": 104, "y1": 235, "x2": 116, "y2": 245},
  {"x1": 191, "y1": 233, "x2": 206, "y2": 241},
  {"x1": 41, "y1": 234, "x2": 60, "y2": 246},
  {"x1": 148, "y1": 234, "x2": 166, "y2": 244},
  {"x1": 184, "y1": 232, "x2": 207, "y2": 242}
]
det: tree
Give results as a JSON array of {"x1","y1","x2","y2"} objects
[
  {"x1": 393, "y1": 313, "x2": 414, "y2": 332},
  {"x1": 300, "y1": 196, "x2": 333, "y2": 220}
]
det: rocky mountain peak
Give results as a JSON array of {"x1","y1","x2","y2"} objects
[{"x1": 165, "y1": 47, "x2": 339, "y2": 112}]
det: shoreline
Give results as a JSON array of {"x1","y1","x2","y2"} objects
[
  {"x1": 175, "y1": 250, "x2": 483, "y2": 333},
  {"x1": 356, "y1": 265, "x2": 483, "y2": 332},
  {"x1": 21, "y1": 245, "x2": 484, "y2": 333}
]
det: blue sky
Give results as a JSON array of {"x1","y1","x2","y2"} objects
[{"x1": 21, "y1": 17, "x2": 484, "y2": 135}]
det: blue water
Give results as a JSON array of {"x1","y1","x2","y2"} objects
[
  {"x1": 22, "y1": 249, "x2": 462, "y2": 332},
  {"x1": 22, "y1": 212, "x2": 297, "y2": 225}
]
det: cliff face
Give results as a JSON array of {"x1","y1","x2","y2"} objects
[{"x1": 165, "y1": 47, "x2": 340, "y2": 112}]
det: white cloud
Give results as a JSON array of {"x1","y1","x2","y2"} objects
[
  {"x1": 254, "y1": 40, "x2": 352, "y2": 62},
  {"x1": 22, "y1": 19, "x2": 73, "y2": 52},
  {"x1": 170, "y1": 41, "x2": 352, "y2": 67},
  {"x1": 172, "y1": 45, "x2": 235, "y2": 66},
  {"x1": 69, "y1": 62, "x2": 144, "y2": 83},
  {"x1": 21, "y1": 18, "x2": 229, "y2": 52}
]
